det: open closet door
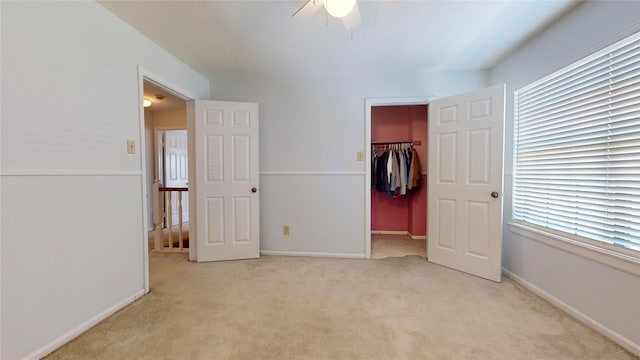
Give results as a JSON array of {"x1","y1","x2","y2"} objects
[
  {"x1": 427, "y1": 84, "x2": 505, "y2": 282},
  {"x1": 187, "y1": 100, "x2": 260, "y2": 262}
]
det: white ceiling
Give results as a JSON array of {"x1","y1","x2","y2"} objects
[{"x1": 100, "y1": 0, "x2": 580, "y2": 80}]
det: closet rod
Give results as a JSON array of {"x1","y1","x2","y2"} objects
[{"x1": 371, "y1": 141, "x2": 413, "y2": 145}]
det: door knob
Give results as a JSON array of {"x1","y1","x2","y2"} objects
[
  {"x1": 491, "y1": 191, "x2": 499, "y2": 198},
  {"x1": 251, "y1": 187, "x2": 257, "y2": 193}
]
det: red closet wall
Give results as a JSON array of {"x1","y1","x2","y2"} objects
[{"x1": 371, "y1": 105, "x2": 427, "y2": 236}]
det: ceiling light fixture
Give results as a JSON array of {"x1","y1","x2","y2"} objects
[
  {"x1": 143, "y1": 97, "x2": 152, "y2": 108},
  {"x1": 323, "y1": 0, "x2": 356, "y2": 18},
  {"x1": 292, "y1": 0, "x2": 361, "y2": 30}
]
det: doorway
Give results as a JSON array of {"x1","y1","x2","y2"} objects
[
  {"x1": 143, "y1": 80, "x2": 190, "y2": 249},
  {"x1": 365, "y1": 86, "x2": 505, "y2": 280},
  {"x1": 370, "y1": 104, "x2": 428, "y2": 259},
  {"x1": 364, "y1": 97, "x2": 430, "y2": 259},
  {"x1": 139, "y1": 73, "x2": 194, "y2": 293}
]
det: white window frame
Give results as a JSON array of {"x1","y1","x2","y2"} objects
[{"x1": 512, "y1": 31, "x2": 640, "y2": 266}]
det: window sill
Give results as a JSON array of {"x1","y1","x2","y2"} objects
[{"x1": 507, "y1": 222, "x2": 640, "y2": 278}]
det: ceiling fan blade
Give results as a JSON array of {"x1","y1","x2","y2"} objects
[
  {"x1": 292, "y1": 0, "x2": 323, "y2": 18},
  {"x1": 342, "y1": 2, "x2": 361, "y2": 29}
]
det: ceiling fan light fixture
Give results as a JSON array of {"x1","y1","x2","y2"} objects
[
  {"x1": 143, "y1": 97, "x2": 152, "y2": 108},
  {"x1": 324, "y1": 0, "x2": 356, "y2": 18}
]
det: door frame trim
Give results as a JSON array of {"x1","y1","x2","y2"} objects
[
  {"x1": 137, "y1": 66, "x2": 197, "y2": 293},
  {"x1": 364, "y1": 97, "x2": 431, "y2": 259}
]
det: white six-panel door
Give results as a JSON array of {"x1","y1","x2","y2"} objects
[
  {"x1": 164, "y1": 129, "x2": 189, "y2": 224},
  {"x1": 427, "y1": 84, "x2": 505, "y2": 282},
  {"x1": 188, "y1": 100, "x2": 259, "y2": 262}
]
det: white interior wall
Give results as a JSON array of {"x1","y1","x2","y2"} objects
[
  {"x1": 490, "y1": 1, "x2": 640, "y2": 353},
  {"x1": 0, "y1": 2, "x2": 208, "y2": 359},
  {"x1": 210, "y1": 71, "x2": 488, "y2": 256},
  {"x1": 151, "y1": 109, "x2": 187, "y2": 129}
]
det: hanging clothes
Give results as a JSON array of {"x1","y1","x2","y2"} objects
[
  {"x1": 408, "y1": 145, "x2": 421, "y2": 190},
  {"x1": 386, "y1": 149, "x2": 394, "y2": 194},
  {"x1": 391, "y1": 149, "x2": 401, "y2": 195},
  {"x1": 371, "y1": 149, "x2": 378, "y2": 188},
  {"x1": 375, "y1": 149, "x2": 389, "y2": 193},
  {"x1": 371, "y1": 142, "x2": 420, "y2": 197},
  {"x1": 399, "y1": 146, "x2": 407, "y2": 196}
]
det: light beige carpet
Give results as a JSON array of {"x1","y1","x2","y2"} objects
[
  {"x1": 46, "y1": 252, "x2": 636, "y2": 360},
  {"x1": 372, "y1": 234, "x2": 426, "y2": 259}
]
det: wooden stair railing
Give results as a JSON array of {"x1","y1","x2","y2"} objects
[{"x1": 152, "y1": 179, "x2": 189, "y2": 252}]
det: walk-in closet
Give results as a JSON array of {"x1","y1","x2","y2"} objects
[{"x1": 371, "y1": 105, "x2": 428, "y2": 259}]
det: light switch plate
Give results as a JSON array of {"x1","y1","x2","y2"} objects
[{"x1": 356, "y1": 151, "x2": 364, "y2": 161}]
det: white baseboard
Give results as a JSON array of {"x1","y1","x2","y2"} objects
[
  {"x1": 372, "y1": 230, "x2": 407, "y2": 236},
  {"x1": 372, "y1": 230, "x2": 427, "y2": 240},
  {"x1": 261, "y1": 250, "x2": 365, "y2": 259},
  {"x1": 24, "y1": 289, "x2": 146, "y2": 360},
  {"x1": 502, "y1": 268, "x2": 640, "y2": 357}
]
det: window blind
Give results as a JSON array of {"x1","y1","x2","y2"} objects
[{"x1": 513, "y1": 32, "x2": 640, "y2": 252}]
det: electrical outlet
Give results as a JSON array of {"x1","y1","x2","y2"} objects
[
  {"x1": 127, "y1": 140, "x2": 136, "y2": 154},
  {"x1": 283, "y1": 225, "x2": 290, "y2": 236},
  {"x1": 356, "y1": 151, "x2": 364, "y2": 161}
]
